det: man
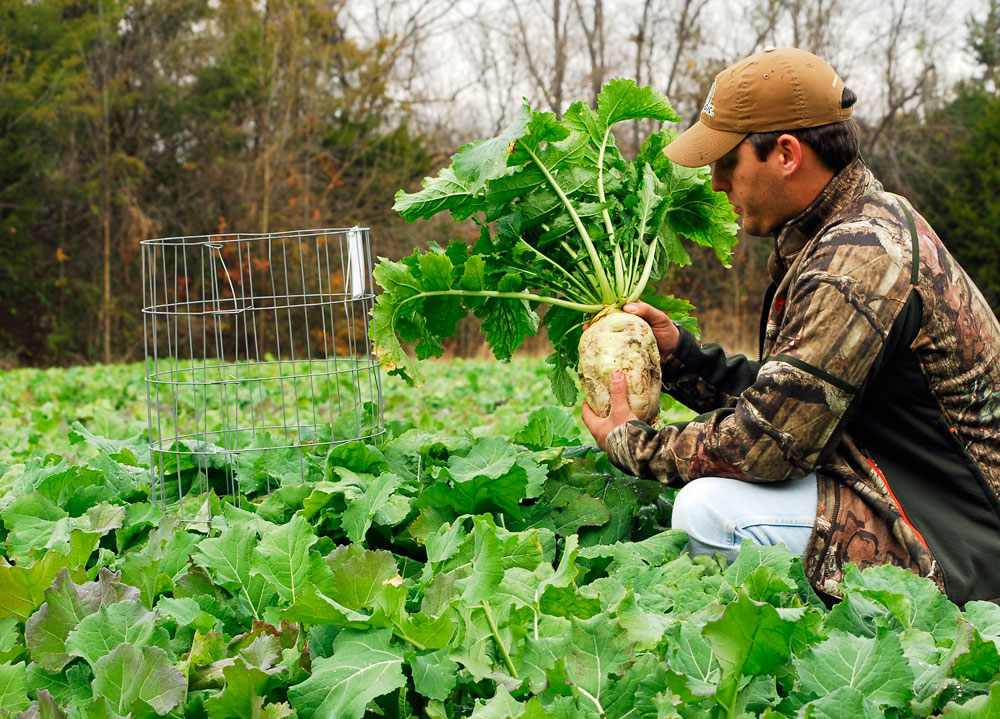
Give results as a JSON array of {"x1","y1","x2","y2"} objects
[{"x1": 582, "y1": 46, "x2": 1000, "y2": 605}]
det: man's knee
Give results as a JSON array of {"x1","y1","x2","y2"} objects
[
  {"x1": 672, "y1": 474, "x2": 818, "y2": 559},
  {"x1": 672, "y1": 477, "x2": 729, "y2": 542}
]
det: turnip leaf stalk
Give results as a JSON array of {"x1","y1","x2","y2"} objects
[{"x1": 373, "y1": 79, "x2": 738, "y2": 406}]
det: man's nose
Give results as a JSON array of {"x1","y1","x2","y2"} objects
[{"x1": 711, "y1": 166, "x2": 730, "y2": 193}]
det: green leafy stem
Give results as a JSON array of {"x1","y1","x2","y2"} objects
[
  {"x1": 520, "y1": 142, "x2": 616, "y2": 305},
  {"x1": 481, "y1": 600, "x2": 519, "y2": 679},
  {"x1": 390, "y1": 288, "x2": 604, "y2": 317}
]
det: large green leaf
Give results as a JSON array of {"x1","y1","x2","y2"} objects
[
  {"x1": 24, "y1": 572, "x2": 90, "y2": 674},
  {"x1": 795, "y1": 630, "x2": 914, "y2": 707},
  {"x1": 474, "y1": 293, "x2": 540, "y2": 362},
  {"x1": 448, "y1": 601, "x2": 515, "y2": 681},
  {"x1": 91, "y1": 644, "x2": 185, "y2": 718},
  {"x1": 287, "y1": 628, "x2": 405, "y2": 719},
  {"x1": 409, "y1": 648, "x2": 459, "y2": 702},
  {"x1": 320, "y1": 545, "x2": 400, "y2": 612},
  {"x1": 372, "y1": 582, "x2": 455, "y2": 652},
  {"x1": 609, "y1": 589, "x2": 672, "y2": 651},
  {"x1": 544, "y1": 353, "x2": 580, "y2": 407},
  {"x1": 662, "y1": 180, "x2": 739, "y2": 265},
  {"x1": 83, "y1": 453, "x2": 147, "y2": 505},
  {"x1": 392, "y1": 168, "x2": 482, "y2": 223},
  {"x1": 513, "y1": 406, "x2": 582, "y2": 451},
  {"x1": 703, "y1": 590, "x2": 797, "y2": 710},
  {"x1": 0, "y1": 662, "x2": 30, "y2": 716},
  {"x1": 800, "y1": 685, "x2": 886, "y2": 719},
  {"x1": 485, "y1": 167, "x2": 548, "y2": 204},
  {"x1": 563, "y1": 613, "x2": 634, "y2": 708},
  {"x1": 64, "y1": 600, "x2": 160, "y2": 669},
  {"x1": 468, "y1": 685, "x2": 524, "y2": 719},
  {"x1": 24, "y1": 569, "x2": 137, "y2": 673},
  {"x1": 578, "y1": 529, "x2": 689, "y2": 569},
  {"x1": 520, "y1": 616, "x2": 572, "y2": 693},
  {"x1": 203, "y1": 655, "x2": 287, "y2": 719},
  {"x1": 451, "y1": 105, "x2": 531, "y2": 190},
  {"x1": 250, "y1": 514, "x2": 321, "y2": 605},
  {"x1": 447, "y1": 437, "x2": 518, "y2": 482},
  {"x1": 193, "y1": 522, "x2": 257, "y2": 597},
  {"x1": 24, "y1": 662, "x2": 93, "y2": 709},
  {"x1": 828, "y1": 563, "x2": 962, "y2": 641},
  {"x1": 280, "y1": 586, "x2": 372, "y2": 627},
  {"x1": 31, "y1": 461, "x2": 121, "y2": 518},
  {"x1": 66, "y1": 421, "x2": 147, "y2": 464},
  {"x1": 454, "y1": 517, "x2": 505, "y2": 605},
  {"x1": 414, "y1": 254, "x2": 465, "y2": 357},
  {"x1": 342, "y1": 472, "x2": 403, "y2": 544},
  {"x1": 550, "y1": 494, "x2": 610, "y2": 536},
  {"x1": 0, "y1": 618, "x2": 17, "y2": 665},
  {"x1": 1, "y1": 493, "x2": 72, "y2": 564},
  {"x1": 597, "y1": 78, "x2": 680, "y2": 128},
  {"x1": 663, "y1": 608, "x2": 722, "y2": 699},
  {"x1": 371, "y1": 259, "x2": 428, "y2": 384},
  {"x1": 0, "y1": 553, "x2": 74, "y2": 622},
  {"x1": 906, "y1": 620, "x2": 1000, "y2": 714},
  {"x1": 422, "y1": 466, "x2": 530, "y2": 520}
]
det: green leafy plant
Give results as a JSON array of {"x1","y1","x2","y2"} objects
[
  {"x1": 3, "y1": 365, "x2": 1000, "y2": 717},
  {"x1": 373, "y1": 79, "x2": 738, "y2": 404}
]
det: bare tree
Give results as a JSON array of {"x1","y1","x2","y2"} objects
[
  {"x1": 97, "y1": 0, "x2": 113, "y2": 364},
  {"x1": 738, "y1": 0, "x2": 851, "y2": 57},
  {"x1": 626, "y1": 0, "x2": 710, "y2": 144},
  {"x1": 508, "y1": 0, "x2": 573, "y2": 115},
  {"x1": 862, "y1": 0, "x2": 944, "y2": 159},
  {"x1": 468, "y1": 9, "x2": 531, "y2": 135},
  {"x1": 360, "y1": 0, "x2": 464, "y2": 93},
  {"x1": 662, "y1": 0, "x2": 710, "y2": 99},
  {"x1": 573, "y1": 0, "x2": 606, "y2": 106}
]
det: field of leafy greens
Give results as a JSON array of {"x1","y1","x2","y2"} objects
[{"x1": 2, "y1": 360, "x2": 1000, "y2": 719}]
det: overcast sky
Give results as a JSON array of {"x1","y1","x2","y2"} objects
[{"x1": 347, "y1": 0, "x2": 991, "y2": 137}]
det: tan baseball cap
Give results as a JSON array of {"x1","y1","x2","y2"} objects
[{"x1": 665, "y1": 46, "x2": 852, "y2": 167}]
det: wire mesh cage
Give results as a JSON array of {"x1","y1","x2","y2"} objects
[{"x1": 141, "y1": 227, "x2": 383, "y2": 513}]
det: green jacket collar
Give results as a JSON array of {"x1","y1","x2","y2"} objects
[{"x1": 767, "y1": 158, "x2": 881, "y2": 284}]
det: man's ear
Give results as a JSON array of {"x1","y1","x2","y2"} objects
[{"x1": 773, "y1": 133, "x2": 804, "y2": 176}]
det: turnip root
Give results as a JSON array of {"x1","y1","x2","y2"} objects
[{"x1": 578, "y1": 311, "x2": 661, "y2": 424}]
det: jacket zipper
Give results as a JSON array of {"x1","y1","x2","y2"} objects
[
  {"x1": 758, "y1": 283, "x2": 778, "y2": 362},
  {"x1": 810, "y1": 478, "x2": 840, "y2": 588}
]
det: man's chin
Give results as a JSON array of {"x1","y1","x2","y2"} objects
[{"x1": 737, "y1": 217, "x2": 774, "y2": 239}]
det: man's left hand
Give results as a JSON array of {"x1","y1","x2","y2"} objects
[{"x1": 582, "y1": 371, "x2": 639, "y2": 451}]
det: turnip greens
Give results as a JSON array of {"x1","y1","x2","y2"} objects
[
  {"x1": 2, "y1": 362, "x2": 1000, "y2": 717},
  {"x1": 375, "y1": 80, "x2": 738, "y2": 404}
]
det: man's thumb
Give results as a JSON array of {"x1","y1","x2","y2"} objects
[{"x1": 609, "y1": 370, "x2": 628, "y2": 397}]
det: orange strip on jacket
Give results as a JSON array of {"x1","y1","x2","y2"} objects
[{"x1": 866, "y1": 457, "x2": 929, "y2": 550}]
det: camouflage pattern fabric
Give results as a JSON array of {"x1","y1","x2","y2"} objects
[{"x1": 605, "y1": 159, "x2": 1000, "y2": 602}]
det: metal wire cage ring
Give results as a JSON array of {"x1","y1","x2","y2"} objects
[{"x1": 141, "y1": 227, "x2": 384, "y2": 513}]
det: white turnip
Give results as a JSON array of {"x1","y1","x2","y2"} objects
[{"x1": 578, "y1": 311, "x2": 661, "y2": 424}]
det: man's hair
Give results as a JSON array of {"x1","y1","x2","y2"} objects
[{"x1": 746, "y1": 87, "x2": 860, "y2": 172}]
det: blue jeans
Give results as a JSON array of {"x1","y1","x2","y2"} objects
[{"x1": 671, "y1": 474, "x2": 818, "y2": 562}]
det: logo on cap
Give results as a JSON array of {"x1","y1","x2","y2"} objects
[{"x1": 702, "y1": 80, "x2": 717, "y2": 117}]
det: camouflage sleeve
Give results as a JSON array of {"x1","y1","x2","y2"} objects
[
  {"x1": 606, "y1": 359, "x2": 855, "y2": 485},
  {"x1": 607, "y1": 218, "x2": 914, "y2": 486},
  {"x1": 661, "y1": 327, "x2": 761, "y2": 413}
]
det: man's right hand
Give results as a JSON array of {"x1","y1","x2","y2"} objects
[{"x1": 622, "y1": 301, "x2": 679, "y2": 357}]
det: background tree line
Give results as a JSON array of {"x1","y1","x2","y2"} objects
[{"x1": 1, "y1": 0, "x2": 998, "y2": 367}]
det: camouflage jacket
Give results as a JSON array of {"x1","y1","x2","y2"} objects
[{"x1": 605, "y1": 159, "x2": 1000, "y2": 604}]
